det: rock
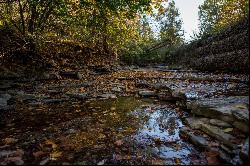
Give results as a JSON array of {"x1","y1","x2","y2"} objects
[
  {"x1": 60, "y1": 71, "x2": 82, "y2": 79},
  {"x1": 231, "y1": 104, "x2": 249, "y2": 123},
  {"x1": 0, "y1": 80, "x2": 18, "y2": 90},
  {"x1": 172, "y1": 90, "x2": 187, "y2": 101},
  {"x1": 240, "y1": 138, "x2": 249, "y2": 164},
  {"x1": 111, "y1": 86, "x2": 124, "y2": 93},
  {"x1": 93, "y1": 66, "x2": 111, "y2": 74},
  {"x1": 37, "y1": 72, "x2": 61, "y2": 80},
  {"x1": 117, "y1": 77, "x2": 134, "y2": 80},
  {"x1": 184, "y1": 117, "x2": 210, "y2": 129},
  {"x1": 200, "y1": 124, "x2": 237, "y2": 149},
  {"x1": 138, "y1": 90, "x2": 157, "y2": 98},
  {"x1": 157, "y1": 91, "x2": 173, "y2": 101},
  {"x1": 47, "y1": 89, "x2": 63, "y2": 95},
  {"x1": 135, "y1": 80, "x2": 150, "y2": 88},
  {"x1": 98, "y1": 94, "x2": 117, "y2": 99},
  {"x1": 66, "y1": 93, "x2": 88, "y2": 100},
  {"x1": 209, "y1": 119, "x2": 232, "y2": 128},
  {"x1": 152, "y1": 83, "x2": 172, "y2": 91},
  {"x1": 180, "y1": 128, "x2": 233, "y2": 164},
  {"x1": 180, "y1": 128, "x2": 209, "y2": 150},
  {"x1": 3, "y1": 156, "x2": 24, "y2": 165},
  {"x1": 0, "y1": 67, "x2": 20, "y2": 79},
  {"x1": 16, "y1": 92, "x2": 49, "y2": 102},
  {"x1": 187, "y1": 96, "x2": 249, "y2": 132},
  {"x1": 0, "y1": 94, "x2": 11, "y2": 109},
  {"x1": 43, "y1": 98, "x2": 68, "y2": 104},
  {"x1": 233, "y1": 121, "x2": 249, "y2": 134}
]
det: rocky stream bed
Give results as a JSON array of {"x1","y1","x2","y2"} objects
[{"x1": 0, "y1": 66, "x2": 249, "y2": 165}]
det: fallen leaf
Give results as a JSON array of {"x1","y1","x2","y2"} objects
[
  {"x1": 223, "y1": 128, "x2": 233, "y2": 133},
  {"x1": 114, "y1": 140, "x2": 123, "y2": 146},
  {"x1": 206, "y1": 156, "x2": 221, "y2": 165},
  {"x1": 44, "y1": 140, "x2": 57, "y2": 149},
  {"x1": 3, "y1": 138, "x2": 18, "y2": 145},
  {"x1": 110, "y1": 107, "x2": 116, "y2": 111},
  {"x1": 5, "y1": 157, "x2": 24, "y2": 165},
  {"x1": 175, "y1": 158, "x2": 181, "y2": 164},
  {"x1": 33, "y1": 151, "x2": 47, "y2": 158},
  {"x1": 50, "y1": 151, "x2": 62, "y2": 160}
]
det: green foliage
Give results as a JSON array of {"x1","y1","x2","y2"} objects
[
  {"x1": 156, "y1": 0, "x2": 184, "y2": 46},
  {"x1": 198, "y1": 0, "x2": 249, "y2": 36}
]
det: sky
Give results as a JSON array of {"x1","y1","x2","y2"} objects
[{"x1": 174, "y1": 0, "x2": 205, "y2": 41}]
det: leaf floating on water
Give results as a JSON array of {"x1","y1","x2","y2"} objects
[
  {"x1": 174, "y1": 158, "x2": 181, "y2": 164},
  {"x1": 223, "y1": 128, "x2": 233, "y2": 133}
]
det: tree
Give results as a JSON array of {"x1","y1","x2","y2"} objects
[
  {"x1": 198, "y1": 0, "x2": 249, "y2": 36},
  {"x1": 156, "y1": 0, "x2": 184, "y2": 47}
]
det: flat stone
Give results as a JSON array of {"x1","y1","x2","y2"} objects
[
  {"x1": 16, "y1": 92, "x2": 49, "y2": 102},
  {"x1": 43, "y1": 98, "x2": 68, "y2": 104},
  {"x1": 187, "y1": 96, "x2": 249, "y2": 132},
  {"x1": 112, "y1": 87, "x2": 124, "y2": 93},
  {"x1": 184, "y1": 117, "x2": 210, "y2": 129},
  {"x1": 172, "y1": 90, "x2": 187, "y2": 101},
  {"x1": 60, "y1": 71, "x2": 82, "y2": 79},
  {"x1": 180, "y1": 128, "x2": 233, "y2": 164},
  {"x1": 152, "y1": 83, "x2": 172, "y2": 91},
  {"x1": 180, "y1": 128, "x2": 209, "y2": 150},
  {"x1": 231, "y1": 104, "x2": 249, "y2": 124},
  {"x1": 200, "y1": 124, "x2": 237, "y2": 149},
  {"x1": 138, "y1": 90, "x2": 157, "y2": 98},
  {"x1": 36, "y1": 72, "x2": 61, "y2": 80},
  {"x1": 135, "y1": 80, "x2": 150, "y2": 88},
  {"x1": 66, "y1": 93, "x2": 88, "y2": 100},
  {"x1": 209, "y1": 119, "x2": 232, "y2": 128},
  {"x1": 157, "y1": 91, "x2": 174, "y2": 101},
  {"x1": 98, "y1": 94, "x2": 117, "y2": 99}
]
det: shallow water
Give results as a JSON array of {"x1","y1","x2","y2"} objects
[{"x1": 0, "y1": 96, "x2": 208, "y2": 164}]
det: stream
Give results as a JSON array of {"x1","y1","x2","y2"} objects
[{"x1": 0, "y1": 67, "x2": 249, "y2": 165}]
